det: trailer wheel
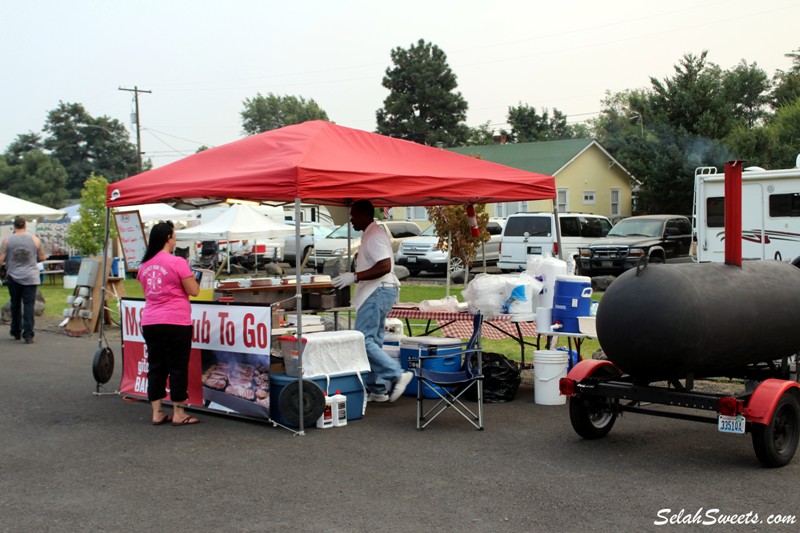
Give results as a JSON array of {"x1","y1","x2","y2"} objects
[
  {"x1": 569, "y1": 397, "x2": 617, "y2": 439},
  {"x1": 751, "y1": 391, "x2": 800, "y2": 468}
]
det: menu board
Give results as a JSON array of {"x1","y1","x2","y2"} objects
[{"x1": 114, "y1": 211, "x2": 147, "y2": 272}]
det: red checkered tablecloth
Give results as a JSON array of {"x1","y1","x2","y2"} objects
[{"x1": 387, "y1": 307, "x2": 538, "y2": 340}]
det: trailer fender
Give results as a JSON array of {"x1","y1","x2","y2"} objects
[
  {"x1": 742, "y1": 379, "x2": 800, "y2": 424},
  {"x1": 566, "y1": 359, "x2": 621, "y2": 382}
]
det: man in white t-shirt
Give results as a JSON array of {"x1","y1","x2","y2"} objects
[{"x1": 332, "y1": 200, "x2": 412, "y2": 402}]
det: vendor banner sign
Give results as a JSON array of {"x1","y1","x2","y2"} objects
[{"x1": 119, "y1": 299, "x2": 273, "y2": 421}]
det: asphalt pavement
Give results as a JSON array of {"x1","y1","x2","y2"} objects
[{"x1": 1, "y1": 322, "x2": 798, "y2": 533}]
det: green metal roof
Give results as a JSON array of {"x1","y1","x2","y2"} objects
[{"x1": 448, "y1": 138, "x2": 595, "y2": 175}]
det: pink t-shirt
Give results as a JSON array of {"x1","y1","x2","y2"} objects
[{"x1": 137, "y1": 252, "x2": 193, "y2": 326}]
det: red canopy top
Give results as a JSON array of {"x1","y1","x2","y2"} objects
[{"x1": 107, "y1": 121, "x2": 555, "y2": 208}]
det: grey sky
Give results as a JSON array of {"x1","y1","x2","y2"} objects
[{"x1": 2, "y1": 0, "x2": 798, "y2": 169}]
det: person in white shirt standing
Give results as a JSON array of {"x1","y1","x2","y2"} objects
[{"x1": 332, "y1": 200, "x2": 412, "y2": 402}]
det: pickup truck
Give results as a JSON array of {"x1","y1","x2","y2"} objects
[
  {"x1": 577, "y1": 215, "x2": 693, "y2": 276},
  {"x1": 313, "y1": 220, "x2": 421, "y2": 272}
]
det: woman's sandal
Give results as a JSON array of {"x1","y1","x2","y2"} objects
[
  {"x1": 152, "y1": 415, "x2": 172, "y2": 426},
  {"x1": 171, "y1": 416, "x2": 200, "y2": 426}
]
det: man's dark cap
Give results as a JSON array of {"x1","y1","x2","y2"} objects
[{"x1": 13, "y1": 216, "x2": 26, "y2": 229}]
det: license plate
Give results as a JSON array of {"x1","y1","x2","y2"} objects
[
  {"x1": 407, "y1": 256, "x2": 417, "y2": 263},
  {"x1": 601, "y1": 260, "x2": 612, "y2": 268},
  {"x1": 527, "y1": 246, "x2": 542, "y2": 255},
  {"x1": 718, "y1": 414, "x2": 745, "y2": 434}
]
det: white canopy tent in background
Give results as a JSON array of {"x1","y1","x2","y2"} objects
[
  {"x1": 64, "y1": 202, "x2": 196, "y2": 223},
  {"x1": 175, "y1": 203, "x2": 296, "y2": 272},
  {"x1": 116, "y1": 203, "x2": 196, "y2": 223},
  {"x1": 0, "y1": 192, "x2": 66, "y2": 222},
  {"x1": 175, "y1": 203, "x2": 295, "y2": 241}
]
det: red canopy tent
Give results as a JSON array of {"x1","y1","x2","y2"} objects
[
  {"x1": 106, "y1": 120, "x2": 555, "y2": 208},
  {"x1": 103, "y1": 120, "x2": 556, "y2": 433}
]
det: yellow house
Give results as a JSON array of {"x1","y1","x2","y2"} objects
[{"x1": 390, "y1": 139, "x2": 636, "y2": 224}]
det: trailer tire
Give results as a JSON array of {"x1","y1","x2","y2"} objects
[
  {"x1": 569, "y1": 396, "x2": 617, "y2": 439},
  {"x1": 751, "y1": 391, "x2": 800, "y2": 468}
]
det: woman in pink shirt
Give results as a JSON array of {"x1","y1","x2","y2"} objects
[{"x1": 137, "y1": 222, "x2": 200, "y2": 426}]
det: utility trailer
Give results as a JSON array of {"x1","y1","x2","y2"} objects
[
  {"x1": 693, "y1": 158, "x2": 800, "y2": 264},
  {"x1": 559, "y1": 358, "x2": 800, "y2": 467}
]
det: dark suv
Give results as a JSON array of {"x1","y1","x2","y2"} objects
[{"x1": 577, "y1": 215, "x2": 693, "y2": 276}]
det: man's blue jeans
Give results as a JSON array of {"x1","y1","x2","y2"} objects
[
  {"x1": 7, "y1": 278, "x2": 37, "y2": 341},
  {"x1": 355, "y1": 286, "x2": 400, "y2": 395}
]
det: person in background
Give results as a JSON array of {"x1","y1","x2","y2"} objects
[
  {"x1": 332, "y1": 200, "x2": 412, "y2": 403},
  {"x1": 137, "y1": 221, "x2": 201, "y2": 426},
  {"x1": 0, "y1": 216, "x2": 45, "y2": 344}
]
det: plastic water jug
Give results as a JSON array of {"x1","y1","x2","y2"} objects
[
  {"x1": 331, "y1": 390, "x2": 347, "y2": 427},
  {"x1": 536, "y1": 257, "x2": 567, "y2": 309},
  {"x1": 316, "y1": 393, "x2": 334, "y2": 429}
]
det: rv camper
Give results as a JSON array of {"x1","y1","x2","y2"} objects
[{"x1": 693, "y1": 156, "x2": 800, "y2": 265}]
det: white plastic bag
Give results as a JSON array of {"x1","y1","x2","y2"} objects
[
  {"x1": 419, "y1": 295, "x2": 462, "y2": 313},
  {"x1": 463, "y1": 274, "x2": 510, "y2": 317}
]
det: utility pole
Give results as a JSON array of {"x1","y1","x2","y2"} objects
[{"x1": 118, "y1": 85, "x2": 151, "y2": 173}]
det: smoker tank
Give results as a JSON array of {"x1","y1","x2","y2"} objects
[{"x1": 596, "y1": 260, "x2": 800, "y2": 381}]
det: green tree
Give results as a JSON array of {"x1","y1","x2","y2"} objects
[
  {"x1": 506, "y1": 103, "x2": 582, "y2": 142},
  {"x1": 67, "y1": 174, "x2": 115, "y2": 256},
  {"x1": 0, "y1": 150, "x2": 68, "y2": 208},
  {"x1": 649, "y1": 51, "x2": 732, "y2": 138},
  {"x1": 593, "y1": 83, "x2": 732, "y2": 215},
  {"x1": 764, "y1": 98, "x2": 800, "y2": 167},
  {"x1": 376, "y1": 39, "x2": 469, "y2": 147},
  {"x1": 772, "y1": 48, "x2": 800, "y2": 108},
  {"x1": 463, "y1": 121, "x2": 501, "y2": 146},
  {"x1": 4, "y1": 132, "x2": 43, "y2": 165},
  {"x1": 722, "y1": 60, "x2": 771, "y2": 127},
  {"x1": 240, "y1": 93, "x2": 329, "y2": 135},
  {"x1": 42, "y1": 102, "x2": 139, "y2": 197}
]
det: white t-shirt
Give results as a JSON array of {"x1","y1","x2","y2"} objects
[{"x1": 353, "y1": 221, "x2": 399, "y2": 310}]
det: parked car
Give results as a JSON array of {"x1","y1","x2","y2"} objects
[
  {"x1": 498, "y1": 212, "x2": 612, "y2": 272},
  {"x1": 313, "y1": 220, "x2": 422, "y2": 271},
  {"x1": 577, "y1": 215, "x2": 693, "y2": 276},
  {"x1": 396, "y1": 218, "x2": 505, "y2": 275},
  {"x1": 282, "y1": 222, "x2": 336, "y2": 266}
]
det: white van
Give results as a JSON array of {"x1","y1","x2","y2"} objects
[{"x1": 498, "y1": 212, "x2": 612, "y2": 272}]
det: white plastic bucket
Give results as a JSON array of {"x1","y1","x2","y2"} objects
[
  {"x1": 63, "y1": 275, "x2": 78, "y2": 290},
  {"x1": 533, "y1": 350, "x2": 568, "y2": 405}
]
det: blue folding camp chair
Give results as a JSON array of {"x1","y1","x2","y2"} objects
[{"x1": 408, "y1": 313, "x2": 484, "y2": 430}]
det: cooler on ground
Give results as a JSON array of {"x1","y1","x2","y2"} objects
[
  {"x1": 269, "y1": 372, "x2": 365, "y2": 427},
  {"x1": 399, "y1": 336, "x2": 463, "y2": 398}
]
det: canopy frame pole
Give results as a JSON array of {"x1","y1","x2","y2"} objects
[
  {"x1": 294, "y1": 198, "x2": 305, "y2": 435},
  {"x1": 98, "y1": 208, "x2": 111, "y2": 346}
]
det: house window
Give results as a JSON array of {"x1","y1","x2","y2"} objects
[
  {"x1": 583, "y1": 191, "x2": 596, "y2": 205},
  {"x1": 557, "y1": 189, "x2": 569, "y2": 213},
  {"x1": 610, "y1": 189, "x2": 620, "y2": 217},
  {"x1": 495, "y1": 202, "x2": 527, "y2": 217}
]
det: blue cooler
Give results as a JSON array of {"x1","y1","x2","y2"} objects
[
  {"x1": 270, "y1": 372, "x2": 365, "y2": 427},
  {"x1": 399, "y1": 337, "x2": 462, "y2": 398},
  {"x1": 551, "y1": 275, "x2": 592, "y2": 333}
]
